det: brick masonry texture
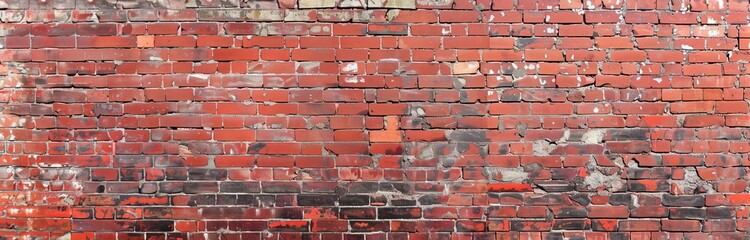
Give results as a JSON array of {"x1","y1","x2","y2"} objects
[{"x1": 2, "y1": 0, "x2": 750, "y2": 239}]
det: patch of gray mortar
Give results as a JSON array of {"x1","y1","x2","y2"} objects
[
  {"x1": 412, "y1": 107, "x2": 426, "y2": 117},
  {"x1": 483, "y1": 167, "x2": 529, "y2": 183},
  {"x1": 580, "y1": 157, "x2": 625, "y2": 195},
  {"x1": 53, "y1": 233, "x2": 72, "y2": 240},
  {"x1": 353, "y1": 10, "x2": 374, "y2": 22},
  {"x1": 627, "y1": 158, "x2": 639, "y2": 168},
  {"x1": 581, "y1": 129, "x2": 604, "y2": 144},
  {"x1": 671, "y1": 168, "x2": 715, "y2": 194},
  {"x1": 440, "y1": 158, "x2": 455, "y2": 168},
  {"x1": 511, "y1": 69, "x2": 526, "y2": 79},
  {"x1": 532, "y1": 140, "x2": 555, "y2": 156},
  {"x1": 418, "y1": 145, "x2": 434, "y2": 159},
  {"x1": 439, "y1": 147, "x2": 459, "y2": 168},
  {"x1": 515, "y1": 122, "x2": 528, "y2": 137},
  {"x1": 386, "y1": 9, "x2": 400, "y2": 21},
  {"x1": 558, "y1": 129, "x2": 571, "y2": 143},
  {"x1": 416, "y1": 0, "x2": 453, "y2": 7},
  {"x1": 401, "y1": 156, "x2": 415, "y2": 169},
  {"x1": 514, "y1": 38, "x2": 536, "y2": 50},
  {"x1": 500, "y1": 168, "x2": 529, "y2": 182},
  {"x1": 453, "y1": 78, "x2": 466, "y2": 89}
]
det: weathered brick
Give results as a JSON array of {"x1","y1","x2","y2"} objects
[
  {"x1": 663, "y1": 195, "x2": 705, "y2": 207},
  {"x1": 297, "y1": 195, "x2": 338, "y2": 206}
]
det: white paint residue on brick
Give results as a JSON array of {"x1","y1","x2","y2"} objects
[{"x1": 342, "y1": 62, "x2": 358, "y2": 72}]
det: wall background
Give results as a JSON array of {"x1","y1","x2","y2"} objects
[{"x1": 1, "y1": 0, "x2": 750, "y2": 239}]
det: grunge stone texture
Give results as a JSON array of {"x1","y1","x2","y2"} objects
[{"x1": 1, "y1": 0, "x2": 750, "y2": 239}]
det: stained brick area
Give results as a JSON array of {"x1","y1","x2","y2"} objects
[{"x1": 1, "y1": 0, "x2": 750, "y2": 239}]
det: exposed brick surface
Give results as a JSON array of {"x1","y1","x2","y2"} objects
[{"x1": 2, "y1": 0, "x2": 750, "y2": 239}]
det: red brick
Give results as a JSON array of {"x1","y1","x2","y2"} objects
[
  {"x1": 439, "y1": 10, "x2": 480, "y2": 23},
  {"x1": 727, "y1": 115, "x2": 750, "y2": 127},
  {"x1": 625, "y1": 12, "x2": 659, "y2": 23},
  {"x1": 525, "y1": 49, "x2": 564, "y2": 61},
  {"x1": 4, "y1": 3, "x2": 746, "y2": 237},
  {"x1": 595, "y1": 37, "x2": 634, "y2": 49},
  {"x1": 610, "y1": 50, "x2": 647, "y2": 62},
  {"x1": 662, "y1": 220, "x2": 702, "y2": 232},
  {"x1": 214, "y1": 129, "x2": 255, "y2": 141},
  {"x1": 154, "y1": 36, "x2": 196, "y2": 47},
  {"x1": 559, "y1": 25, "x2": 594, "y2": 37},
  {"x1": 213, "y1": 49, "x2": 259, "y2": 61},
  {"x1": 546, "y1": 12, "x2": 583, "y2": 23},
  {"x1": 689, "y1": 51, "x2": 728, "y2": 63},
  {"x1": 531, "y1": 103, "x2": 574, "y2": 115},
  {"x1": 619, "y1": 220, "x2": 660, "y2": 231},
  {"x1": 588, "y1": 206, "x2": 630, "y2": 218},
  {"x1": 671, "y1": 102, "x2": 715, "y2": 113}
]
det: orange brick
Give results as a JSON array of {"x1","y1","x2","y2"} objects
[{"x1": 136, "y1": 35, "x2": 154, "y2": 48}]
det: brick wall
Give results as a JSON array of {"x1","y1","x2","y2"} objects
[{"x1": 2, "y1": 0, "x2": 750, "y2": 239}]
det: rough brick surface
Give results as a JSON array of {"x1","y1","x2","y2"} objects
[{"x1": 2, "y1": 0, "x2": 750, "y2": 239}]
